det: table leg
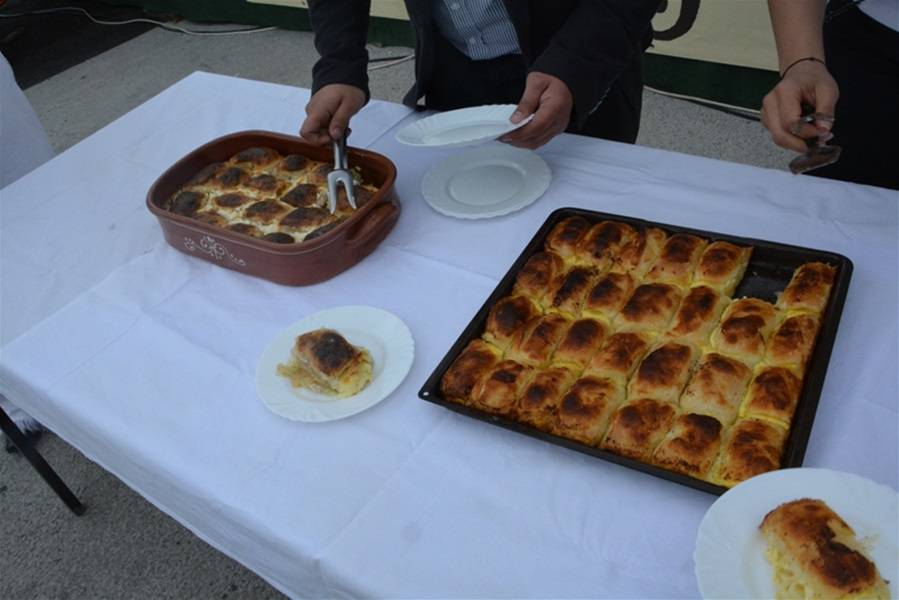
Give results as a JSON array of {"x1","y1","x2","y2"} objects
[{"x1": 0, "y1": 405, "x2": 86, "y2": 516}]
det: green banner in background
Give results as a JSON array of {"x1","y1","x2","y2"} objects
[{"x1": 103, "y1": 0, "x2": 779, "y2": 111}]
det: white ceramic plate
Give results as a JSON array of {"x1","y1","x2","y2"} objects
[
  {"x1": 694, "y1": 468, "x2": 898, "y2": 599},
  {"x1": 421, "y1": 144, "x2": 551, "y2": 219},
  {"x1": 395, "y1": 104, "x2": 531, "y2": 148},
  {"x1": 256, "y1": 306, "x2": 414, "y2": 422}
]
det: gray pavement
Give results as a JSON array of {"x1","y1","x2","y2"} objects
[{"x1": 3, "y1": 24, "x2": 792, "y2": 599}]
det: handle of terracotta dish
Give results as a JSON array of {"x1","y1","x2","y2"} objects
[{"x1": 346, "y1": 202, "x2": 397, "y2": 248}]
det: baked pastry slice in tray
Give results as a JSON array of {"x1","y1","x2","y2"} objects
[
  {"x1": 517, "y1": 366, "x2": 578, "y2": 430},
  {"x1": 651, "y1": 413, "x2": 724, "y2": 479},
  {"x1": 777, "y1": 261, "x2": 837, "y2": 314},
  {"x1": 552, "y1": 318, "x2": 609, "y2": 371},
  {"x1": 679, "y1": 352, "x2": 752, "y2": 427},
  {"x1": 472, "y1": 360, "x2": 534, "y2": 416},
  {"x1": 644, "y1": 233, "x2": 708, "y2": 289},
  {"x1": 584, "y1": 330, "x2": 653, "y2": 389},
  {"x1": 627, "y1": 341, "x2": 698, "y2": 406},
  {"x1": 740, "y1": 366, "x2": 803, "y2": 427},
  {"x1": 710, "y1": 297, "x2": 781, "y2": 366},
  {"x1": 712, "y1": 417, "x2": 788, "y2": 487},
  {"x1": 552, "y1": 375, "x2": 624, "y2": 445},
  {"x1": 440, "y1": 339, "x2": 503, "y2": 405},
  {"x1": 601, "y1": 397, "x2": 678, "y2": 460},
  {"x1": 664, "y1": 285, "x2": 729, "y2": 347},
  {"x1": 612, "y1": 282, "x2": 682, "y2": 334},
  {"x1": 693, "y1": 240, "x2": 752, "y2": 296}
]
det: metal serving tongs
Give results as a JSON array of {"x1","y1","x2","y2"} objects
[
  {"x1": 788, "y1": 108, "x2": 842, "y2": 175},
  {"x1": 327, "y1": 130, "x2": 356, "y2": 214}
]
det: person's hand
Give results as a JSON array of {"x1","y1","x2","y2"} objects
[
  {"x1": 761, "y1": 60, "x2": 839, "y2": 153},
  {"x1": 500, "y1": 72, "x2": 573, "y2": 150},
  {"x1": 299, "y1": 84, "x2": 366, "y2": 145}
]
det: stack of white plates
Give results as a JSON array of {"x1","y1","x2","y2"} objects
[{"x1": 396, "y1": 104, "x2": 552, "y2": 219}]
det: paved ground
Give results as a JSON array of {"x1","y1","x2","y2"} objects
[{"x1": 1, "y1": 14, "x2": 793, "y2": 599}]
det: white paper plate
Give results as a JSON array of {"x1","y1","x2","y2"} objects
[
  {"x1": 395, "y1": 104, "x2": 531, "y2": 148},
  {"x1": 421, "y1": 144, "x2": 551, "y2": 219},
  {"x1": 256, "y1": 306, "x2": 414, "y2": 422},
  {"x1": 694, "y1": 468, "x2": 898, "y2": 599}
]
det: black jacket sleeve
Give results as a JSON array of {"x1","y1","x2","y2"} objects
[
  {"x1": 529, "y1": 0, "x2": 660, "y2": 128},
  {"x1": 307, "y1": 0, "x2": 372, "y2": 101}
]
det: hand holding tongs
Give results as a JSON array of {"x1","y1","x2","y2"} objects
[{"x1": 327, "y1": 130, "x2": 356, "y2": 214}]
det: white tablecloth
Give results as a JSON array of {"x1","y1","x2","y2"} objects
[{"x1": 2, "y1": 72, "x2": 897, "y2": 599}]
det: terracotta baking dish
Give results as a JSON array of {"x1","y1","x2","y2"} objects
[{"x1": 146, "y1": 130, "x2": 400, "y2": 286}]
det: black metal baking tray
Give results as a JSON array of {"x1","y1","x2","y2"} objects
[{"x1": 418, "y1": 207, "x2": 853, "y2": 496}]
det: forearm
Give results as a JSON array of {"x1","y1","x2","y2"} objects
[
  {"x1": 767, "y1": 0, "x2": 826, "y2": 72},
  {"x1": 308, "y1": 0, "x2": 372, "y2": 98}
]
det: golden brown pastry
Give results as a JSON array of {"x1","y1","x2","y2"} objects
[
  {"x1": 193, "y1": 211, "x2": 228, "y2": 227},
  {"x1": 712, "y1": 417, "x2": 787, "y2": 487},
  {"x1": 582, "y1": 272, "x2": 635, "y2": 323},
  {"x1": 232, "y1": 146, "x2": 281, "y2": 167},
  {"x1": 505, "y1": 314, "x2": 570, "y2": 367},
  {"x1": 280, "y1": 206, "x2": 332, "y2": 232},
  {"x1": 552, "y1": 318, "x2": 609, "y2": 370},
  {"x1": 276, "y1": 328, "x2": 373, "y2": 397},
  {"x1": 741, "y1": 366, "x2": 803, "y2": 426},
  {"x1": 585, "y1": 331, "x2": 652, "y2": 388},
  {"x1": 472, "y1": 360, "x2": 534, "y2": 416},
  {"x1": 778, "y1": 262, "x2": 837, "y2": 314},
  {"x1": 552, "y1": 376, "x2": 624, "y2": 445},
  {"x1": 760, "y1": 499, "x2": 890, "y2": 600},
  {"x1": 280, "y1": 153, "x2": 311, "y2": 173},
  {"x1": 228, "y1": 222, "x2": 263, "y2": 237},
  {"x1": 440, "y1": 339, "x2": 503, "y2": 405},
  {"x1": 764, "y1": 313, "x2": 820, "y2": 371},
  {"x1": 166, "y1": 147, "x2": 379, "y2": 244},
  {"x1": 210, "y1": 166, "x2": 248, "y2": 189},
  {"x1": 545, "y1": 216, "x2": 591, "y2": 262},
  {"x1": 679, "y1": 352, "x2": 752, "y2": 426},
  {"x1": 628, "y1": 342, "x2": 698, "y2": 405},
  {"x1": 187, "y1": 162, "x2": 225, "y2": 186},
  {"x1": 651, "y1": 413, "x2": 723, "y2": 478},
  {"x1": 513, "y1": 251, "x2": 566, "y2": 307},
  {"x1": 664, "y1": 285, "x2": 729, "y2": 347},
  {"x1": 612, "y1": 283, "x2": 682, "y2": 333},
  {"x1": 693, "y1": 241, "x2": 752, "y2": 296},
  {"x1": 483, "y1": 295, "x2": 543, "y2": 351},
  {"x1": 244, "y1": 199, "x2": 293, "y2": 225},
  {"x1": 545, "y1": 265, "x2": 598, "y2": 317},
  {"x1": 601, "y1": 398, "x2": 678, "y2": 460},
  {"x1": 645, "y1": 233, "x2": 708, "y2": 288},
  {"x1": 575, "y1": 221, "x2": 638, "y2": 270},
  {"x1": 214, "y1": 192, "x2": 255, "y2": 210},
  {"x1": 613, "y1": 227, "x2": 667, "y2": 277},
  {"x1": 710, "y1": 298, "x2": 781, "y2": 365},
  {"x1": 517, "y1": 366, "x2": 577, "y2": 429},
  {"x1": 281, "y1": 183, "x2": 322, "y2": 208}
]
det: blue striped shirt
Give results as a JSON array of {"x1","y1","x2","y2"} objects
[{"x1": 433, "y1": 0, "x2": 522, "y2": 60}]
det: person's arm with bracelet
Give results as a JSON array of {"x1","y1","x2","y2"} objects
[
  {"x1": 762, "y1": 0, "x2": 839, "y2": 152},
  {"x1": 501, "y1": 0, "x2": 660, "y2": 149},
  {"x1": 300, "y1": 0, "x2": 370, "y2": 145}
]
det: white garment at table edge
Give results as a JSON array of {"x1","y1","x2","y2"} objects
[{"x1": 0, "y1": 51, "x2": 54, "y2": 431}]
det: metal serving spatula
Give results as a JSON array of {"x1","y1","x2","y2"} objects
[{"x1": 788, "y1": 110, "x2": 842, "y2": 175}]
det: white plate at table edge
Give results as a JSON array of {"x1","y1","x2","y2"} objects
[
  {"x1": 694, "y1": 468, "x2": 898, "y2": 600},
  {"x1": 255, "y1": 306, "x2": 414, "y2": 422},
  {"x1": 395, "y1": 104, "x2": 532, "y2": 148},
  {"x1": 422, "y1": 144, "x2": 551, "y2": 219}
]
